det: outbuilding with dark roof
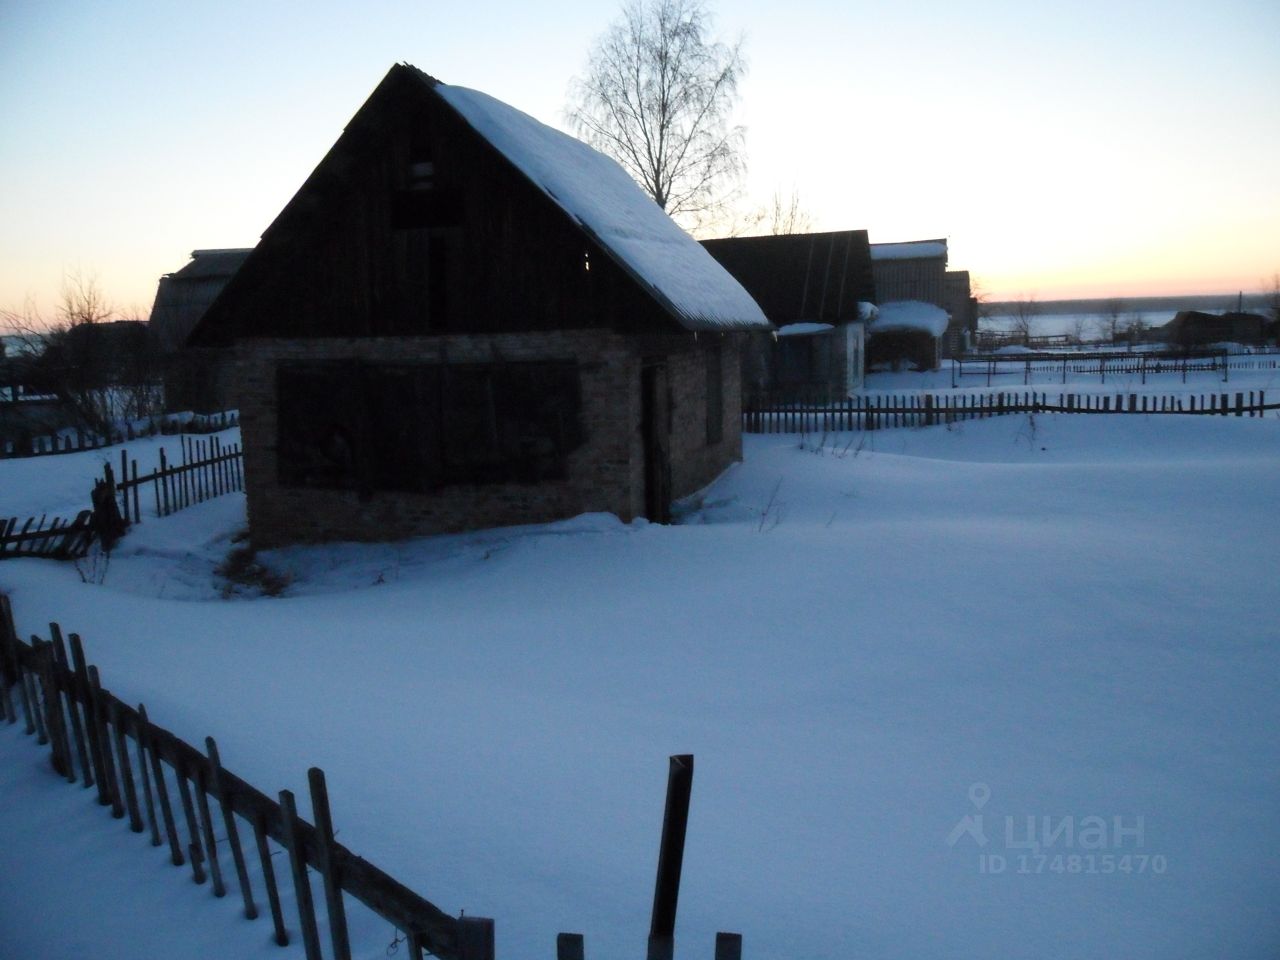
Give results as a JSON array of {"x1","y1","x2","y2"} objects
[{"x1": 189, "y1": 64, "x2": 769, "y2": 546}]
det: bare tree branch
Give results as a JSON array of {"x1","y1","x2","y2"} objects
[{"x1": 567, "y1": 0, "x2": 746, "y2": 230}]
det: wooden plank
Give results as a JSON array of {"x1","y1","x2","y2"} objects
[
  {"x1": 68, "y1": 633, "x2": 110, "y2": 800},
  {"x1": 206, "y1": 737, "x2": 258, "y2": 919},
  {"x1": 108, "y1": 697, "x2": 144, "y2": 832},
  {"x1": 281, "y1": 788, "x2": 324, "y2": 960},
  {"x1": 86, "y1": 664, "x2": 124, "y2": 819},
  {"x1": 194, "y1": 763, "x2": 227, "y2": 897},
  {"x1": 557, "y1": 932, "x2": 586, "y2": 960},
  {"x1": 141, "y1": 703, "x2": 186, "y2": 865},
  {"x1": 715, "y1": 932, "x2": 743, "y2": 960},
  {"x1": 253, "y1": 811, "x2": 290, "y2": 945},
  {"x1": 134, "y1": 705, "x2": 162, "y2": 845},
  {"x1": 175, "y1": 756, "x2": 208, "y2": 884},
  {"x1": 309, "y1": 767, "x2": 353, "y2": 960},
  {"x1": 50, "y1": 625, "x2": 93, "y2": 788},
  {"x1": 35, "y1": 639, "x2": 74, "y2": 781}
]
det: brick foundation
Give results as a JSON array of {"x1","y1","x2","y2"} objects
[{"x1": 236, "y1": 331, "x2": 743, "y2": 548}]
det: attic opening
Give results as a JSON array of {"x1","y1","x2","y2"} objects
[{"x1": 391, "y1": 127, "x2": 461, "y2": 230}]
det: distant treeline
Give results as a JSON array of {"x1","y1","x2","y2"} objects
[{"x1": 988, "y1": 293, "x2": 1269, "y2": 316}]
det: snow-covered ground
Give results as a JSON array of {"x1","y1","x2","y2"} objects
[{"x1": 2, "y1": 414, "x2": 1279, "y2": 960}]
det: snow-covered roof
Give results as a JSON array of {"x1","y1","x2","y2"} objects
[
  {"x1": 870, "y1": 240, "x2": 947, "y2": 262},
  {"x1": 433, "y1": 81, "x2": 769, "y2": 333},
  {"x1": 776, "y1": 322, "x2": 834, "y2": 338},
  {"x1": 871, "y1": 300, "x2": 950, "y2": 337}
]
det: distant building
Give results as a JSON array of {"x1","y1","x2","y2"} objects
[
  {"x1": 869, "y1": 239, "x2": 973, "y2": 366},
  {"x1": 1156, "y1": 310, "x2": 1271, "y2": 347},
  {"x1": 701, "y1": 230, "x2": 876, "y2": 402},
  {"x1": 149, "y1": 249, "x2": 252, "y2": 413},
  {"x1": 188, "y1": 64, "x2": 769, "y2": 546}
]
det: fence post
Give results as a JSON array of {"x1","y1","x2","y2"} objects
[
  {"x1": 558, "y1": 932, "x2": 586, "y2": 960},
  {"x1": 308, "y1": 766, "x2": 352, "y2": 960},
  {"x1": 458, "y1": 917, "x2": 496, "y2": 960},
  {"x1": 715, "y1": 932, "x2": 743, "y2": 960},
  {"x1": 648, "y1": 754, "x2": 694, "y2": 960},
  {"x1": 280, "y1": 788, "x2": 323, "y2": 960},
  {"x1": 206, "y1": 737, "x2": 258, "y2": 919},
  {"x1": 140, "y1": 703, "x2": 185, "y2": 866}
]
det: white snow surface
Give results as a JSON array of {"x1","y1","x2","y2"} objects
[
  {"x1": 870, "y1": 240, "x2": 947, "y2": 261},
  {"x1": 775, "y1": 322, "x2": 834, "y2": 337},
  {"x1": 434, "y1": 82, "x2": 769, "y2": 333},
  {"x1": 871, "y1": 299, "x2": 950, "y2": 337},
  {"x1": 3, "y1": 415, "x2": 1280, "y2": 959}
]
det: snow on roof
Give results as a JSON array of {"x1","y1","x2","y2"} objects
[
  {"x1": 871, "y1": 300, "x2": 950, "y2": 337},
  {"x1": 434, "y1": 82, "x2": 769, "y2": 333},
  {"x1": 870, "y1": 240, "x2": 947, "y2": 262},
  {"x1": 776, "y1": 322, "x2": 834, "y2": 337}
]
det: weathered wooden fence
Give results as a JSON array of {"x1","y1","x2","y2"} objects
[
  {"x1": 950, "y1": 348, "x2": 1280, "y2": 387},
  {"x1": 1, "y1": 411, "x2": 238, "y2": 460},
  {"x1": 0, "y1": 511, "x2": 96, "y2": 560},
  {"x1": 0, "y1": 595, "x2": 468, "y2": 960},
  {"x1": 112, "y1": 434, "x2": 244, "y2": 524},
  {"x1": 0, "y1": 597, "x2": 745, "y2": 960},
  {"x1": 743, "y1": 389, "x2": 1276, "y2": 434},
  {"x1": 0, "y1": 436, "x2": 245, "y2": 561}
]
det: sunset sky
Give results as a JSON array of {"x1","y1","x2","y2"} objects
[{"x1": 1, "y1": 0, "x2": 1276, "y2": 321}]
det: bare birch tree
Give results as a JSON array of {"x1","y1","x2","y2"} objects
[
  {"x1": 567, "y1": 0, "x2": 746, "y2": 228},
  {"x1": 762, "y1": 187, "x2": 813, "y2": 235}
]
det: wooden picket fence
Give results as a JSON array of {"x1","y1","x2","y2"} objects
[
  {"x1": 950, "y1": 348, "x2": 1280, "y2": 387},
  {"x1": 0, "y1": 511, "x2": 96, "y2": 560},
  {"x1": 1, "y1": 411, "x2": 238, "y2": 460},
  {"x1": 0, "y1": 595, "x2": 470, "y2": 960},
  {"x1": 0, "y1": 436, "x2": 245, "y2": 562},
  {"x1": 111, "y1": 434, "x2": 244, "y2": 525},
  {"x1": 0, "y1": 596, "x2": 746, "y2": 960},
  {"x1": 743, "y1": 389, "x2": 1276, "y2": 434}
]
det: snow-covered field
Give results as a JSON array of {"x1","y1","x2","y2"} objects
[{"x1": 2, "y1": 414, "x2": 1279, "y2": 960}]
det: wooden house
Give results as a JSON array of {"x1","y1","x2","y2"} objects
[
  {"x1": 149, "y1": 248, "x2": 252, "y2": 413},
  {"x1": 700, "y1": 231, "x2": 875, "y2": 403},
  {"x1": 1156, "y1": 310, "x2": 1271, "y2": 347},
  {"x1": 189, "y1": 64, "x2": 769, "y2": 547},
  {"x1": 869, "y1": 239, "x2": 973, "y2": 365}
]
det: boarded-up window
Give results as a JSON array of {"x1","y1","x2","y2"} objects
[
  {"x1": 277, "y1": 360, "x2": 583, "y2": 493},
  {"x1": 705, "y1": 344, "x2": 723, "y2": 446},
  {"x1": 276, "y1": 363, "x2": 363, "y2": 490}
]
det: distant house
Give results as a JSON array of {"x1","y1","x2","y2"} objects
[
  {"x1": 700, "y1": 230, "x2": 876, "y2": 402},
  {"x1": 188, "y1": 64, "x2": 769, "y2": 547},
  {"x1": 1156, "y1": 310, "x2": 1271, "y2": 347},
  {"x1": 869, "y1": 239, "x2": 974, "y2": 365},
  {"x1": 149, "y1": 249, "x2": 252, "y2": 412}
]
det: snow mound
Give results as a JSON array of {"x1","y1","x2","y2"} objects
[
  {"x1": 776, "y1": 322, "x2": 834, "y2": 337},
  {"x1": 871, "y1": 300, "x2": 950, "y2": 337}
]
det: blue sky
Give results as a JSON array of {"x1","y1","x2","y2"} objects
[{"x1": 1, "y1": 0, "x2": 1276, "y2": 317}]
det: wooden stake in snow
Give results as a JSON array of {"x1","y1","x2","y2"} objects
[{"x1": 648, "y1": 754, "x2": 694, "y2": 960}]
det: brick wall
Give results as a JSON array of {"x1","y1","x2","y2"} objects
[
  {"x1": 666, "y1": 334, "x2": 743, "y2": 501},
  {"x1": 235, "y1": 330, "x2": 743, "y2": 548}
]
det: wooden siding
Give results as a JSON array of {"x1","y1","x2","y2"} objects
[{"x1": 193, "y1": 69, "x2": 674, "y2": 347}]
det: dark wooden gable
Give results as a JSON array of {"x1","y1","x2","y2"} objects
[
  {"x1": 699, "y1": 231, "x2": 875, "y2": 325},
  {"x1": 191, "y1": 66, "x2": 673, "y2": 346}
]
